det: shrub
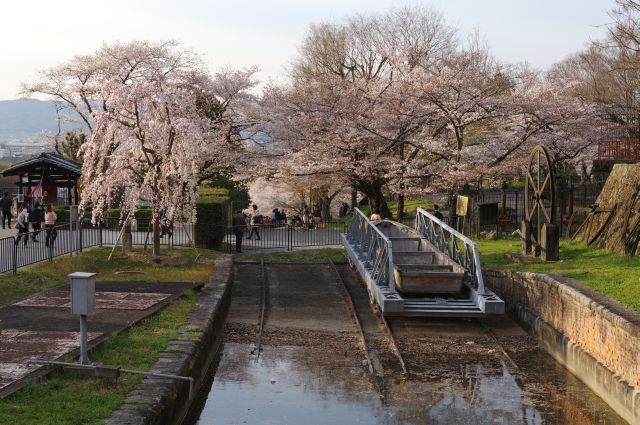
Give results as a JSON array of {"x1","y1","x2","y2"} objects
[{"x1": 194, "y1": 196, "x2": 230, "y2": 249}]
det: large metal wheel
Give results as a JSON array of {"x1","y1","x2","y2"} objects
[{"x1": 524, "y1": 145, "x2": 556, "y2": 247}]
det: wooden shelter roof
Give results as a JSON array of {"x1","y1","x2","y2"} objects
[{"x1": 2, "y1": 152, "x2": 81, "y2": 178}]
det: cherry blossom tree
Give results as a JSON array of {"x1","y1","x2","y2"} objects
[
  {"x1": 22, "y1": 40, "x2": 204, "y2": 132},
  {"x1": 79, "y1": 69, "x2": 257, "y2": 256},
  {"x1": 256, "y1": 9, "x2": 599, "y2": 216}
]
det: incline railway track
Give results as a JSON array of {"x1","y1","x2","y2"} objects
[
  {"x1": 251, "y1": 259, "x2": 269, "y2": 361},
  {"x1": 327, "y1": 259, "x2": 407, "y2": 385},
  {"x1": 329, "y1": 257, "x2": 523, "y2": 384}
]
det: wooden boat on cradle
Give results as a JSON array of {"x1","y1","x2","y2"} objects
[{"x1": 375, "y1": 220, "x2": 467, "y2": 295}]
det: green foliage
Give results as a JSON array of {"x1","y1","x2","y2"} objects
[
  {"x1": 104, "y1": 207, "x2": 153, "y2": 229},
  {"x1": 53, "y1": 205, "x2": 70, "y2": 224},
  {"x1": 194, "y1": 196, "x2": 230, "y2": 249},
  {"x1": 202, "y1": 173, "x2": 250, "y2": 210},
  {"x1": 477, "y1": 239, "x2": 640, "y2": 312},
  {"x1": 57, "y1": 131, "x2": 86, "y2": 162}
]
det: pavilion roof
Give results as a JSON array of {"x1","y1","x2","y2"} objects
[{"x1": 2, "y1": 152, "x2": 82, "y2": 177}]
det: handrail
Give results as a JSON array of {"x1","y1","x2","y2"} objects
[
  {"x1": 347, "y1": 208, "x2": 396, "y2": 293},
  {"x1": 415, "y1": 207, "x2": 486, "y2": 294},
  {"x1": 351, "y1": 208, "x2": 392, "y2": 243}
]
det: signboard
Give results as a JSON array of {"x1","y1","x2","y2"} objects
[{"x1": 456, "y1": 196, "x2": 469, "y2": 217}]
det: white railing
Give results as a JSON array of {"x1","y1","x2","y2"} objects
[
  {"x1": 346, "y1": 208, "x2": 396, "y2": 292},
  {"x1": 415, "y1": 207, "x2": 486, "y2": 294}
]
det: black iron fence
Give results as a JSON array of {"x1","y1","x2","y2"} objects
[
  {"x1": 224, "y1": 221, "x2": 349, "y2": 252},
  {"x1": 0, "y1": 220, "x2": 195, "y2": 274},
  {"x1": 0, "y1": 219, "x2": 350, "y2": 274}
]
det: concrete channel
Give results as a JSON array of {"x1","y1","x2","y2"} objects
[{"x1": 181, "y1": 261, "x2": 629, "y2": 425}]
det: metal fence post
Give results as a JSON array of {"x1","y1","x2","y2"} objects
[
  {"x1": 288, "y1": 225, "x2": 292, "y2": 251},
  {"x1": 79, "y1": 223, "x2": 83, "y2": 253},
  {"x1": 12, "y1": 237, "x2": 17, "y2": 274}
]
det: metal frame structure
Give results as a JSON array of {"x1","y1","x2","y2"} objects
[{"x1": 342, "y1": 208, "x2": 504, "y2": 317}]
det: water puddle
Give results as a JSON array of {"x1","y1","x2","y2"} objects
[{"x1": 187, "y1": 342, "x2": 627, "y2": 425}]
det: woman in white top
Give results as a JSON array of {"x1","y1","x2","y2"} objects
[{"x1": 44, "y1": 204, "x2": 57, "y2": 247}]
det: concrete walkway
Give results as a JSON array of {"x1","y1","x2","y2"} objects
[{"x1": 0, "y1": 280, "x2": 199, "y2": 398}]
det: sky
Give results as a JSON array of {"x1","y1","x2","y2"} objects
[{"x1": 0, "y1": 0, "x2": 613, "y2": 100}]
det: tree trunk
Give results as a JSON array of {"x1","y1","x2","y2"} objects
[
  {"x1": 351, "y1": 188, "x2": 357, "y2": 209},
  {"x1": 397, "y1": 194, "x2": 405, "y2": 219},
  {"x1": 353, "y1": 177, "x2": 390, "y2": 219},
  {"x1": 152, "y1": 220, "x2": 161, "y2": 257}
]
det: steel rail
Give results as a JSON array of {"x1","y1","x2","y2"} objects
[
  {"x1": 374, "y1": 307, "x2": 408, "y2": 375},
  {"x1": 253, "y1": 258, "x2": 269, "y2": 362},
  {"x1": 326, "y1": 258, "x2": 381, "y2": 381}
]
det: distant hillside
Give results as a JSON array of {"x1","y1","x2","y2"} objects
[{"x1": 0, "y1": 98, "x2": 84, "y2": 141}]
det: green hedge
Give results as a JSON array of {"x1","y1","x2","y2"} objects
[
  {"x1": 103, "y1": 207, "x2": 153, "y2": 230},
  {"x1": 194, "y1": 196, "x2": 230, "y2": 249}
]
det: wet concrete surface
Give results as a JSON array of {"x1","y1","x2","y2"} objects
[{"x1": 187, "y1": 263, "x2": 628, "y2": 425}]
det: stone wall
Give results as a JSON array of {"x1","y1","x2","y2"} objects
[
  {"x1": 485, "y1": 269, "x2": 640, "y2": 425},
  {"x1": 106, "y1": 254, "x2": 233, "y2": 425}
]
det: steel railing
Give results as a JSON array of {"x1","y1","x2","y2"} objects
[
  {"x1": 345, "y1": 209, "x2": 396, "y2": 293},
  {"x1": 414, "y1": 207, "x2": 486, "y2": 294}
]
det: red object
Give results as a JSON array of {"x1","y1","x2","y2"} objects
[{"x1": 597, "y1": 139, "x2": 640, "y2": 161}]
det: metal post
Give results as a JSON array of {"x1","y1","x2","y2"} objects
[
  {"x1": 79, "y1": 314, "x2": 89, "y2": 365},
  {"x1": 387, "y1": 240, "x2": 396, "y2": 293},
  {"x1": 288, "y1": 225, "x2": 292, "y2": 251},
  {"x1": 69, "y1": 221, "x2": 73, "y2": 257},
  {"x1": 12, "y1": 238, "x2": 17, "y2": 274}
]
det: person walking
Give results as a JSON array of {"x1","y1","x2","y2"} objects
[
  {"x1": 231, "y1": 209, "x2": 247, "y2": 253},
  {"x1": 28, "y1": 202, "x2": 42, "y2": 242},
  {"x1": 15, "y1": 204, "x2": 29, "y2": 246},
  {"x1": 44, "y1": 204, "x2": 57, "y2": 248},
  {"x1": 247, "y1": 204, "x2": 261, "y2": 240},
  {"x1": 432, "y1": 204, "x2": 444, "y2": 221},
  {"x1": 1, "y1": 192, "x2": 11, "y2": 229}
]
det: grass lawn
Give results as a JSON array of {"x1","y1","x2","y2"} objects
[
  {"x1": 0, "y1": 246, "x2": 216, "y2": 308},
  {"x1": 357, "y1": 197, "x2": 436, "y2": 219},
  {"x1": 0, "y1": 294, "x2": 197, "y2": 425},
  {"x1": 477, "y1": 239, "x2": 640, "y2": 312},
  {"x1": 236, "y1": 247, "x2": 347, "y2": 263},
  {"x1": 0, "y1": 247, "x2": 217, "y2": 425}
]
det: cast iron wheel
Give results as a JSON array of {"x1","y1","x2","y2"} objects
[{"x1": 524, "y1": 145, "x2": 556, "y2": 247}]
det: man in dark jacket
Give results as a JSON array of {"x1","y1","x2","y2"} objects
[
  {"x1": 1, "y1": 192, "x2": 11, "y2": 229},
  {"x1": 231, "y1": 209, "x2": 247, "y2": 253},
  {"x1": 28, "y1": 201, "x2": 42, "y2": 242}
]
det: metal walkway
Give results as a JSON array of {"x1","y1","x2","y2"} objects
[{"x1": 341, "y1": 208, "x2": 505, "y2": 317}]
